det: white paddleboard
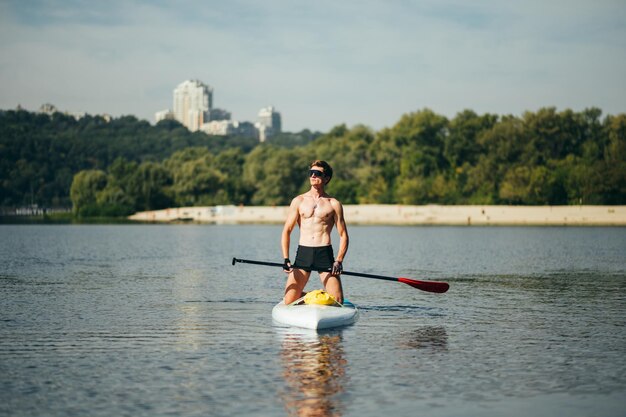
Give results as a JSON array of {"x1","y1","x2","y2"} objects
[{"x1": 272, "y1": 299, "x2": 358, "y2": 330}]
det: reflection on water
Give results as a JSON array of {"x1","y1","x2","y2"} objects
[
  {"x1": 2, "y1": 225, "x2": 624, "y2": 417},
  {"x1": 399, "y1": 326, "x2": 448, "y2": 352},
  {"x1": 278, "y1": 329, "x2": 348, "y2": 417}
]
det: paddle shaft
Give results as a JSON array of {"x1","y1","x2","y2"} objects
[
  {"x1": 231, "y1": 257, "x2": 449, "y2": 293},
  {"x1": 232, "y1": 257, "x2": 394, "y2": 281}
]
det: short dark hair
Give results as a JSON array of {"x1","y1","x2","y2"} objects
[{"x1": 310, "y1": 160, "x2": 333, "y2": 182}]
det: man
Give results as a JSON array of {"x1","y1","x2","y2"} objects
[{"x1": 281, "y1": 160, "x2": 349, "y2": 305}]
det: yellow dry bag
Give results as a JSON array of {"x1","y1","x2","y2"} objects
[{"x1": 303, "y1": 290, "x2": 337, "y2": 305}]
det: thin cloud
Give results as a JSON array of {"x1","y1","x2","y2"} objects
[{"x1": 1, "y1": 0, "x2": 624, "y2": 131}]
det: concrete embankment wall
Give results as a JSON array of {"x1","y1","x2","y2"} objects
[{"x1": 128, "y1": 205, "x2": 626, "y2": 226}]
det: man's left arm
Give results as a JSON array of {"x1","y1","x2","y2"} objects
[{"x1": 333, "y1": 200, "x2": 349, "y2": 271}]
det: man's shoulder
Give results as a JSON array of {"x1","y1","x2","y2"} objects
[
  {"x1": 290, "y1": 194, "x2": 306, "y2": 206},
  {"x1": 327, "y1": 196, "x2": 344, "y2": 208}
]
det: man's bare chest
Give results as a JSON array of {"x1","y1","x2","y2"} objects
[{"x1": 299, "y1": 199, "x2": 333, "y2": 220}]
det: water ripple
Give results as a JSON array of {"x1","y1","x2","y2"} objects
[{"x1": 1, "y1": 224, "x2": 625, "y2": 417}]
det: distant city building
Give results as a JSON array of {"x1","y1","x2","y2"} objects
[
  {"x1": 236, "y1": 121, "x2": 257, "y2": 138},
  {"x1": 255, "y1": 106, "x2": 282, "y2": 142},
  {"x1": 173, "y1": 80, "x2": 213, "y2": 132},
  {"x1": 200, "y1": 120, "x2": 236, "y2": 136},
  {"x1": 39, "y1": 103, "x2": 58, "y2": 115},
  {"x1": 155, "y1": 109, "x2": 175, "y2": 123},
  {"x1": 210, "y1": 108, "x2": 231, "y2": 121},
  {"x1": 154, "y1": 81, "x2": 283, "y2": 140},
  {"x1": 257, "y1": 106, "x2": 282, "y2": 131},
  {"x1": 200, "y1": 120, "x2": 256, "y2": 138},
  {"x1": 37, "y1": 103, "x2": 110, "y2": 122},
  {"x1": 254, "y1": 124, "x2": 269, "y2": 142}
]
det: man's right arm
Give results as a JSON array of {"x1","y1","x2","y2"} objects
[{"x1": 281, "y1": 197, "x2": 300, "y2": 261}]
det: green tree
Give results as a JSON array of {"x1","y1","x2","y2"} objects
[
  {"x1": 69, "y1": 170, "x2": 107, "y2": 216},
  {"x1": 498, "y1": 165, "x2": 556, "y2": 204},
  {"x1": 243, "y1": 145, "x2": 308, "y2": 205},
  {"x1": 128, "y1": 162, "x2": 173, "y2": 210},
  {"x1": 171, "y1": 158, "x2": 224, "y2": 206},
  {"x1": 95, "y1": 184, "x2": 135, "y2": 216},
  {"x1": 445, "y1": 110, "x2": 497, "y2": 168},
  {"x1": 4, "y1": 106, "x2": 626, "y2": 210},
  {"x1": 213, "y1": 148, "x2": 251, "y2": 204}
]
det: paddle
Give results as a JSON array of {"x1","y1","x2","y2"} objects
[{"x1": 231, "y1": 257, "x2": 449, "y2": 293}]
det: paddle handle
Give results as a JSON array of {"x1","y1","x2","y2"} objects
[{"x1": 232, "y1": 258, "x2": 283, "y2": 268}]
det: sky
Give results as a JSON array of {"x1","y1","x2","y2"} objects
[{"x1": 1, "y1": 0, "x2": 625, "y2": 132}]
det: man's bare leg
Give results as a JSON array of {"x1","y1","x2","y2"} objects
[
  {"x1": 284, "y1": 269, "x2": 311, "y2": 304},
  {"x1": 320, "y1": 272, "x2": 343, "y2": 304}
]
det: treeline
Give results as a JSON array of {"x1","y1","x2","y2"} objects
[
  {"x1": 1, "y1": 107, "x2": 624, "y2": 216},
  {"x1": 0, "y1": 109, "x2": 317, "y2": 210}
]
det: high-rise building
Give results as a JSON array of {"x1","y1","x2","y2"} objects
[
  {"x1": 154, "y1": 81, "x2": 283, "y2": 140},
  {"x1": 256, "y1": 106, "x2": 282, "y2": 142},
  {"x1": 173, "y1": 80, "x2": 213, "y2": 131},
  {"x1": 257, "y1": 106, "x2": 281, "y2": 131}
]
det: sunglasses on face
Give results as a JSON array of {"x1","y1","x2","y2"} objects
[{"x1": 309, "y1": 169, "x2": 325, "y2": 178}]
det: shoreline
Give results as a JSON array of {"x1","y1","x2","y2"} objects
[{"x1": 127, "y1": 204, "x2": 626, "y2": 226}]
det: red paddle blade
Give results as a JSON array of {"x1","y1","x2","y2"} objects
[{"x1": 398, "y1": 277, "x2": 449, "y2": 293}]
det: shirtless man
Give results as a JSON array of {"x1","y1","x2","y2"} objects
[{"x1": 281, "y1": 160, "x2": 349, "y2": 305}]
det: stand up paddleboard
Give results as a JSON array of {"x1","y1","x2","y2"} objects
[{"x1": 272, "y1": 291, "x2": 358, "y2": 330}]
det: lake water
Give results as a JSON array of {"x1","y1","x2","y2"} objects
[{"x1": 1, "y1": 224, "x2": 625, "y2": 417}]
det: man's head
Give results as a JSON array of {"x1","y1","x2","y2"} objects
[{"x1": 310, "y1": 160, "x2": 333, "y2": 184}]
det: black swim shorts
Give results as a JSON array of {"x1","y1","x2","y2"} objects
[{"x1": 293, "y1": 245, "x2": 335, "y2": 272}]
